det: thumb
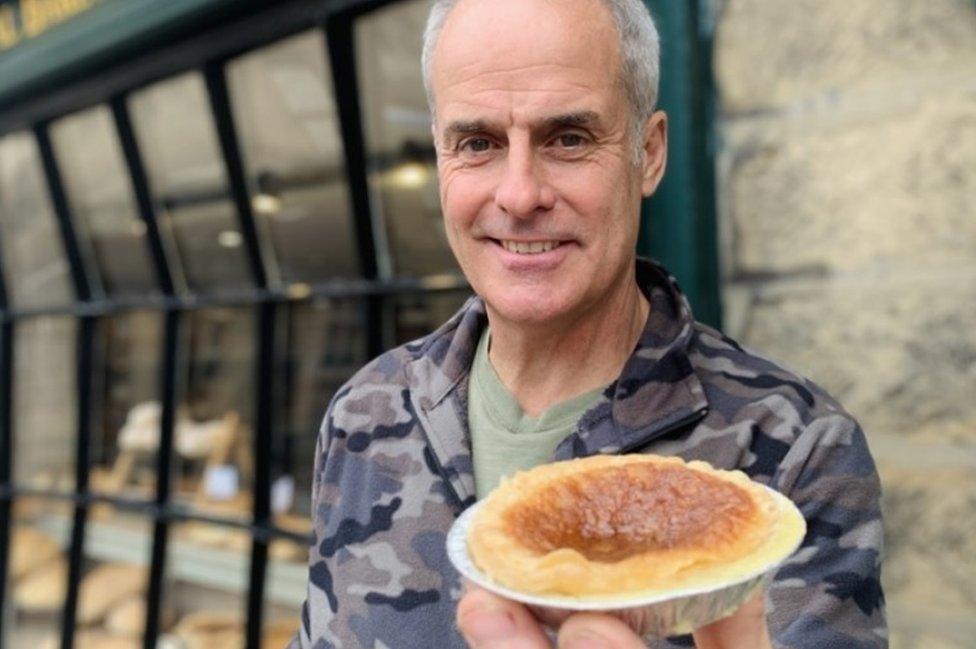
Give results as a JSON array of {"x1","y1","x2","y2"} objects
[
  {"x1": 557, "y1": 613, "x2": 647, "y2": 649},
  {"x1": 457, "y1": 586, "x2": 549, "y2": 648}
]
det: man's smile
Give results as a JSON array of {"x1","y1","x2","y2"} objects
[
  {"x1": 484, "y1": 236, "x2": 576, "y2": 271},
  {"x1": 496, "y1": 239, "x2": 563, "y2": 254}
]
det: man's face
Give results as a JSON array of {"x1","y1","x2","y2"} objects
[{"x1": 431, "y1": 0, "x2": 665, "y2": 326}]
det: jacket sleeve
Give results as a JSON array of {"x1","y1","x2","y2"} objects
[
  {"x1": 292, "y1": 401, "x2": 339, "y2": 649},
  {"x1": 767, "y1": 414, "x2": 887, "y2": 648}
]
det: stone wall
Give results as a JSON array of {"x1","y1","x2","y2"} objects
[{"x1": 712, "y1": 1, "x2": 976, "y2": 647}]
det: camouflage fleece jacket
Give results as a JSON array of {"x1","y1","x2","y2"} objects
[{"x1": 292, "y1": 259, "x2": 886, "y2": 649}]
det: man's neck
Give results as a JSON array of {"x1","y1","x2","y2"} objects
[{"x1": 485, "y1": 277, "x2": 650, "y2": 418}]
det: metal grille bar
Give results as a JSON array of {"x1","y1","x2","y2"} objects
[
  {"x1": 325, "y1": 16, "x2": 387, "y2": 359},
  {"x1": 110, "y1": 96, "x2": 177, "y2": 296},
  {"x1": 143, "y1": 309, "x2": 181, "y2": 649}
]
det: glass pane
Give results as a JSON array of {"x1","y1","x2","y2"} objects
[
  {"x1": 392, "y1": 291, "x2": 472, "y2": 345},
  {"x1": 164, "y1": 522, "x2": 248, "y2": 648},
  {"x1": 90, "y1": 311, "x2": 163, "y2": 501},
  {"x1": 129, "y1": 73, "x2": 252, "y2": 294},
  {"x1": 264, "y1": 546, "x2": 305, "y2": 649},
  {"x1": 4, "y1": 497, "x2": 72, "y2": 649},
  {"x1": 271, "y1": 298, "x2": 367, "y2": 521},
  {"x1": 50, "y1": 105, "x2": 158, "y2": 297},
  {"x1": 172, "y1": 308, "x2": 255, "y2": 521},
  {"x1": 0, "y1": 131, "x2": 74, "y2": 309},
  {"x1": 227, "y1": 30, "x2": 359, "y2": 285},
  {"x1": 357, "y1": 0, "x2": 458, "y2": 277},
  {"x1": 73, "y1": 512, "x2": 153, "y2": 649},
  {"x1": 12, "y1": 317, "x2": 77, "y2": 491}
]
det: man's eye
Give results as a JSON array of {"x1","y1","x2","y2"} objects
[
  {"x1": 556, "y1": 133, "x2": 585, "y2": 148},
  {"x1": 461, "y1": 138, "x2": 492, "y2": 153}
]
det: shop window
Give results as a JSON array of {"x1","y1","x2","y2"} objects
[
  {"x1": 128, "y1": 73, "x2": 252, "y2": 294},
  {"x1": 356, "y1": 0, "x2": 459, "y2": 278},
  {"x1": 49, "y1": 105, "x2": 158, "y2": 298},
  {"x1": 89, "y1": 310, "x2": 164, "y2": 502},
  {"x1": 11, "y1": 316, "x2": 77, "y2": 492},
  {"x1": 72, "y1": 515, "x2": 153, "y2": 649},
  {"x1": 0, "y1": 131, "x2": 74, "y2": 309},
  {"x1": 2, "y1": 4, "x2": 486, "y2": 649},
  {"x1": 172, "y1": 307, "x2": 256, "y2": 522},
  {"x1": 162, "y1": 522, "x2": 249, "y2": 648},
  {"x1": 263, "y1": 550, "x2": 305, "y2": 649},
  {"x1": 227, "y1": 29, "x2": 359, "y2": 285},
  {"x1": 270, "y1": 297, "x2": 367, "y2": 524},
  {"x1": 3, "y1": 497, "x2": 73, "y2": 648},
  {"x1": 392, "y1": 292, "x2": 471, "y2": 346}
]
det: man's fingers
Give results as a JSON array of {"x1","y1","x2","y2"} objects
[
  {"x1": 557, "y1": 613, "x2": 648, "y2": 649},
  {"x1": 457, "y1": 586, "x2": 550, "y2": 648},
  {"x1": 456, "y1": 587, "x2": 654, "y2": 649},
  {"x1": 692, "y1": 589, "x2": 771, "y2": 649}
]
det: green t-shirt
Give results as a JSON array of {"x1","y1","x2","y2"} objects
[{"x1": 469, "y1": 327, "x2": 606, "y2": 498}]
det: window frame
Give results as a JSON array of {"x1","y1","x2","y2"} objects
[{"x1": 0, "y1": 2, "x2": 470, "y2": 647}]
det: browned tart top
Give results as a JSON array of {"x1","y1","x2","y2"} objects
[{"x1": 502, "y1": 462, "x2": 758, "y2": 562}]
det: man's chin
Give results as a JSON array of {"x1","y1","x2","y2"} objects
[{"x1": 481, "y1": 291, "x2": 577, "y2": 328}]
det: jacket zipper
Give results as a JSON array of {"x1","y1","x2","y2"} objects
[{"x1": 616, "y1": 406, "x2": 710, "y2": 455}]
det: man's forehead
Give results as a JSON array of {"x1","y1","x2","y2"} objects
[{"x1": 431, "y1": 0, "x2": 620, "y2": 92}]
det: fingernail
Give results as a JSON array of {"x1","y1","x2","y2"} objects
[
  {"x1": 462, "y1": 607, "x2": 517, "y2": 645},
  {"x1": 563, "y1": 629, "x2": 613, "y2": 649}
]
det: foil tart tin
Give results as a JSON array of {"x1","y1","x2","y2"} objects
[{"x1": 446, "y1": 485, "x2": 804, "y2": 638}]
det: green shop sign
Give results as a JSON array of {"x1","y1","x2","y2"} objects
[{"x1": 0, "y1": 0, "x2": 101, "y2": 51}]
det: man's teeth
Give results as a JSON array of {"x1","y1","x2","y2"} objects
[{"x1": 500, "y1": 240, "x2": 561, "y2": 254}]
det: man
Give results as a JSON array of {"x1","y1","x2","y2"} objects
[{"x1": 293, "y1": 0, "x2": 886, "y2": 647}]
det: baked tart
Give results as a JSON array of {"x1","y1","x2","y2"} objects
[{"x1": 466, "y1": 454, "x2": 804, "y2": 599}]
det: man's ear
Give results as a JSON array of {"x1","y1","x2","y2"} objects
[{"x1": 640, "y1": 111, "x2": 668, "y2": 197}]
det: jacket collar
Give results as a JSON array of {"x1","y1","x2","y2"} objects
[
  {"x1": 406, "y1": 258, "x2": 708, "y2": 507},
  {"x1": 558, "y1": 260, "x2": 709, "y2": 459}
]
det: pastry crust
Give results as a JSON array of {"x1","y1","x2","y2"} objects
[
  {"x1": 40, "y1": 631, "x2": 140, "y2": 649},
  {"x1": 106, "y1": 598, "x2": 146, "y2": 636},
  {"x1": 10, "y1": 526, "x2": 61, "y2": 580},
  {"x1": 175, "y1": 611, "x2": 244, "y2": 649},
  {"x1": 468, "y1": 454, "x2": 799, "y2": 598},
  {"x1": 14, "y1": 559, "x2": 68, "y2": 611},
  {"x1": 263, "y1": 619, "x2": 300, "y2": 648},
  {"x1": 77, "y1": 563, "x2": 147, "y2": 624},
  {"x1": 105, "y1": 598, "x2": 175, "y2": 636}
]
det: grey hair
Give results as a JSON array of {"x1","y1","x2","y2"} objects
[{"x1": 421, "y1": 0, "x2": 660, "y2": 158}]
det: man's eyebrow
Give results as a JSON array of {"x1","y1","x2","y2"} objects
[
  {"x1": 443, "y1": 120, "x2": 491, "y2": 137},
  {"x1": 543, "y1": 111, "x2": 601, "y2": 129},
  {"x1": 442, "y1": 112, "x2": 602, "y2": 137}
]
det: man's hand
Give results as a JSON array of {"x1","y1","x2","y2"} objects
[
  {"x1": 691, "y1": 589, "x2": 771, "y2": 649},
  {"x1": 457, "y1": 586, "x2": 645, "y2": 648},
  {"x1": 457, "y1": 585, "x2": 773, "y2": 649}
]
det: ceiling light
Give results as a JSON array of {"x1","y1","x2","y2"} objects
[
  {"x1": 390, "y1": 162, "x2": 429, "y2": 189},
  {"x1": 252, "y1": 193, "x2": 282, "y2": 215},
  {"x1": 218, "y1": 230, "x2": 243, "y2": 248},
  {"x1": 287, "y1": 283, "x2": 312, "y2": 299}
]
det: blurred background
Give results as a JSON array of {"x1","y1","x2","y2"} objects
[{"x1": 0, "y1": 0, "x2": 972, "y2": 648}]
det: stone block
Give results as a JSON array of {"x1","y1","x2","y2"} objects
[
  {"x1": 879, "y1": 461, "x2": 976, "y2": 643},
  {"x1": 736, "y1": 277, "x2": 976, "y2": 442},
  {"x1": 714, "y1": 0, "x2": 976, "y2": 112},
  {"x1": 723, "y1": 90, "x2": 976, "y2": 277},
  {"x1": 890, "y1": 631, "x2": 971, "y2": 649}
]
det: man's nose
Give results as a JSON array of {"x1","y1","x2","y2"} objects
[{"x1": 494, "y1": 145, "x2": 555, "y2": 218}]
